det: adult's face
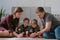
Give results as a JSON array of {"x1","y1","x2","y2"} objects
[
  {"x1": 15, "y1": 12, "x2": 22, "y2": 18},
  {"x1": 36, "y1": 9, "x2": 44, "y2": 19}
]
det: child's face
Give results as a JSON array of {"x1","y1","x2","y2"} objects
[
  {"x1": 23, "y1": 20, "x2": 29, "y2": 27},
  {"x1": 32, "y1": 21, "x2": 37, "y2": 28}
]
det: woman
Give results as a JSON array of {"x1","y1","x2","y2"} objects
[{"x1": 0, "y1": 7, "x2": 23, "y2": 37}]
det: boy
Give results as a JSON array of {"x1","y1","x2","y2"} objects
[
  {"x1": 29, "y1": 19, "x2": 40, "y2": 38},
  {"x1": 17, "y1": 18, "x2": 30, "y2": 37}
]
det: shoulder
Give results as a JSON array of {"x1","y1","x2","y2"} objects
[
  {"x1": 44, "y1": 13, "x2": 53, "y2": 19},
  {"x1": 20, "y1": 24, "x2": 24, "y2": 26},
  {"x1": 37, "y1": 25, "x2": 40, "y2": 28},
  {"x1": 20, "y1": 24, "x2": 24, "y2": 28},
  {"x1": 2, "y1": 14, "x2": 13, "y2": 21},
  {"x1": 28, "y1": 25, "x2": 32, "y2": 29},
  {"x1": 45, "y1": 13, "x2": 52, "y2": 17},
  {"x1": 5, "y1": 14, "x2": 13, "y2": 19}
]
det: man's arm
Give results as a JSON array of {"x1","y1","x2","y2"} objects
[
  {"x1": 40, "y1": 14, "x2": 52, "y2": 33},
  {"x1": 40, "y1": 22, "x2": 52, "y2": 33}
]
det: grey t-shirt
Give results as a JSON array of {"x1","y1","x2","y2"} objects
[{"x1": 43, "y1": 13, "x2": 60, "y2": 31}]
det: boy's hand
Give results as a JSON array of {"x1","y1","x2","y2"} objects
[
  {"x1": 26, "y1": 31, "x2": 28, "y2": 34},
  {"x1": 18, "y1": 28, "x2": 21, "y2": 32},
  {"x1": 26, "y1": 31, "x2": 28, "y2": 37},
  {"x1": 30, "y1": 33, "x2": 37, "y2": 38}
]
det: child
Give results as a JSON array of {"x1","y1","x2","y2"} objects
[
  {"x1": 17, "y1": 18, "x2": 30, "y2": 37},
  {"x1": 29, "y1": 19, "x2": 40, "y2": 38}
]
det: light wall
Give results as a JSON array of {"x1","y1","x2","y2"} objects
[{"x1": 0, "y1": 0, "x2": 60, "y2": 21}]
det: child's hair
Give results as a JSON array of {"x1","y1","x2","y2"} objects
[
  {"x1": 32, "y1": 19, "x2": 38, "y2": 25},
  {"x1": 23, "y1": 18, "x2": 30, "y2": 22}
]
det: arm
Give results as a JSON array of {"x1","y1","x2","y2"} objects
[
  {"x1": 40, "y1": 22, "x2": 51, "y2": 33},
  {"x1": 6, "y1": 15, "x2": 19, "y2": 32},
  {"x1": 13, "y1": 32, "x2": 18, "y2": 37},
  {"x1": 40, "y1": 15, "x2": 52, "y2": 34},
  {"x1": 6, "y1": 15, "x2": 14, "y2": 32}
]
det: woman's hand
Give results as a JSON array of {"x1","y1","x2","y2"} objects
[
  {"x1": 17, "y1": 32, "x2": 24, "y2": 38},
  {"x1": 13, "y1": 32, "x2": 18, "y2": 37},
  {"x1": 9, "y1": 33, "x2": 13, "y2": 37}
]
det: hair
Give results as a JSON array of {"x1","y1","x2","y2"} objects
[
  {"x1": 23, "y1": 18, "x2": 30, "y2": 22},
  {"x1": 32, "y1": 19, "x2": 38, "y2": 25},
  {"x1": 37, "y1": 7, "x2": 45, "y2": 12},
  {"x1": 13, "y1": 7, "x2": 23, "y2": 14}
]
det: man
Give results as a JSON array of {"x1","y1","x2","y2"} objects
[{"x1": 36, "y1": 7, "x2": 60, "y2": 39}]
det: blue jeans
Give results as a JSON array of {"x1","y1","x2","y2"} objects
[{"x1": 43, "y1": 26, "x2": 60, "y2": 39}]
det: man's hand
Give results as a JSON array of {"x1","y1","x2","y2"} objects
[
  {"x1": 37, "y1": 31, "x2": 43, "y2": 38},
  {"x1": 38, "y1": 22, "x2": 51, "y2": 36}
]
